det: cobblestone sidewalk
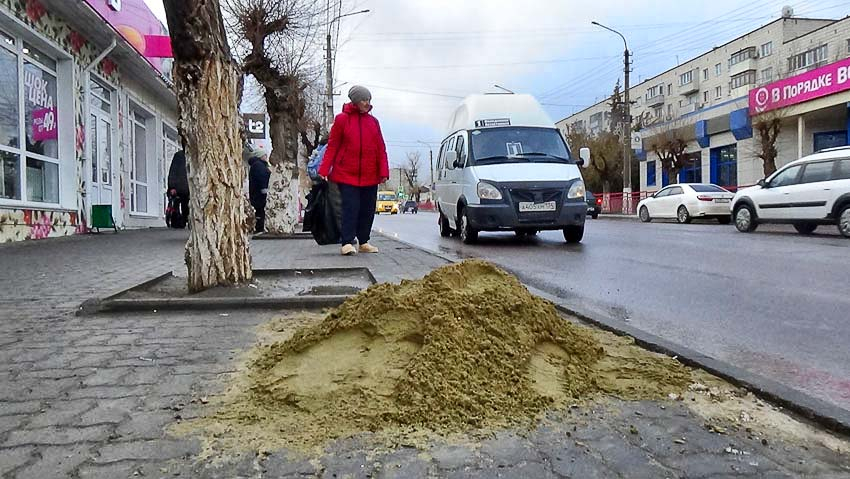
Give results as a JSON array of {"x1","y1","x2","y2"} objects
[{"x1": 0, "y1": 229, "x2": 848, "y2": 478}]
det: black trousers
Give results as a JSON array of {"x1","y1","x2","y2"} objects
[
  {"x1": 337, "y1": 183, "x2": 378, "y2": 246},
  {"x1": 252, "y1": 194, "x2": 267, "y2": 233}
]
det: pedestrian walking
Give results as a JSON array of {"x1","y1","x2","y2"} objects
[
  {"x1": 166, "y1": 150, "x2": 190, "y2": 228},
  {"x1": 248, "y1": 153, "x2": 271, "y2": 233},
  {"x1": 318, "y1": 85, "x2": 389, "y2": 255}
]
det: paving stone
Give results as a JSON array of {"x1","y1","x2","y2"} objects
[
  {"x1": 428, "y1": 444, "x2": 478, "y2": 470},
  {"x1": 0, "y1": 446, "x2": 34, "y2": 475},
  {"x1": 1, "y1": 377, "x2": 79, "y2": 401},
  {"x1": 26, "y1": 399, "x2": 95, "y2": 428},
  {"x1": 320, "y1": 450, "x2": 374, "y2": 479},
  {"x1": 0, "y1": 401, "x2": 42, "y2": 417},
  {"x1": 93, "y1": 439, "x2": 201, "y2": 463},
  {"x1": 479, "y1": 432, "x2": 539, "y2": 467},
  {"x1": 77, "y1": 461, "x2": 162, "y2": 479},
  {"x1": 114, "y1": 410, "x2": 175, "y2": 440},
  {"x1": 67, "y1": 385, "x2": 150, "y2": 400},
  {"x1": 4, "y1": 425, "x2": 112, "y2": 447},
  {"x1": 12, "y1": 444, "x2": 93, "y2": 479},
  {"x1": 81, "y1": 367, "x2": 131, "y2": 387},
  {"x1": 120, "y1": 366, "x2": 168, "y2": 386},
  {"x1": 262, "y1": 451, "x2": 320, "y2": 476},
  {"x1": 78, "y1": 397, "x2": 140, "y2": 426},
  {"x1": 0, "y1": 415, "x2": 28, "y2": 435}
]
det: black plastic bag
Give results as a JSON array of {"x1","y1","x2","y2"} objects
[{"x1": 303, "y1": 181, "x2": 341, "y2": 245}]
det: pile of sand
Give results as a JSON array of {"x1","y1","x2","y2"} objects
[{"x1": 191, "y1": 260, "x2": 691, "y2": 451}]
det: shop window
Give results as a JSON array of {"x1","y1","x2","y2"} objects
[
  {"x1": 0, "y1": 29, "x2": 60, "y2": 205},
  {"x1": 813, "y1": 131, "x2": 847, "y2": 152},
  {"x1": 130, "y1": 108, "x2": 149, "y2": 214},
  {"x1": 710, "y1": 144, "x2": 737, "y2": 187},
  {"x1": 679, "y1": 153, "x2": 702, "y2": 183},
  {"x1": 646, "y1": 160, "x2": 656, "y2": 187}
]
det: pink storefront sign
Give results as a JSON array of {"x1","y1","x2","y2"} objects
[
  {"x1": 750, "y1": 57, "x2": 850, "y2": 115},
  {"x1": 32, "y1": 107, "x2": 57, "y2": 142}
]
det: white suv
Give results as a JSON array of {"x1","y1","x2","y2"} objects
[{"x1": 731, "y1": 147, "x2": 850, "y2": 238}]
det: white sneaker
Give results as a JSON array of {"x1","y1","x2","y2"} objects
[{"x1": 359, "y1": 243, "x2": 379, "y2": 253}]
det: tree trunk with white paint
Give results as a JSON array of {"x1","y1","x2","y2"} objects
[{"x1": 163, "y1": 0, "x2": 252, "y2": 292}]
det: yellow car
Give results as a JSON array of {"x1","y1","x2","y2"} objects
[{"x1": 376, "y1": 191, "x2": 399, "y2": 214}]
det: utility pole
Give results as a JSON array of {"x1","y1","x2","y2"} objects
[
  {"x1": 324, "y1": 32, "x2": 333, "y2": 129},
  {"x1": 593, "y1": 21, "x2": 633, "y2": 215},
  {"x1": 324, "y1": 9, "x2": 370, "y2": 131}
]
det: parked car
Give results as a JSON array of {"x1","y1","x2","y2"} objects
[
  {"x1": 402, "y1": 200, "x2": 419, "y2": 214},
  {"x1": 637, "y1": 183, "x2": 734, "y2": 224},
  {"x1": 585, "y1": 191, "x2": 601, "y2": 219},
  {"x1": 731, "y1": 147, "x2": 850, "y2": 237}
]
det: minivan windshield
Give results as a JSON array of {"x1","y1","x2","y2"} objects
[{"x1": 469, "y1": 127, "x2": 572, "y2": 166}]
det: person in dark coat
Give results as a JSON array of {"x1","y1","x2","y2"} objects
[
  {"x1": 248, "y1": 153, "x2": 271, "y2": 233},
  {"x1": 167, "y1": 150, "x2": 190, "y2": 228},
  {"x1": 318, "y1": 85, "x2": 389, "y2": 255}
]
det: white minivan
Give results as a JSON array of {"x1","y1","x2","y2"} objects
[{"x1": 434, "y1": 94, "x2": 591, "y2": 244}]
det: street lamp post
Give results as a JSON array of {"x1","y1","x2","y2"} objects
[
  {"x1": 325, "y1": 9, "x2": 370, "y2": 129},
  {"x1": 592, "y1": 21, "x2": 633, "y2": 215},
  {"x1": 417, "y1": 140, "x2": 434, "y2": 202}
]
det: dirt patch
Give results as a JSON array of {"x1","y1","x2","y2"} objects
[{"x1": 175, "y1": 260, "x2": 691, "y2": 453}]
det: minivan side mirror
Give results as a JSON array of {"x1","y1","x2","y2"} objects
[
  {"x1": 445, "y1": 151, "x2": 458, "y2": 168},
  {"x1": 579, "y1": 147, "x2": 591, "y2": 168},
  {"x1": 757, "y1": 178, "x2": 767, "y2": 188}
]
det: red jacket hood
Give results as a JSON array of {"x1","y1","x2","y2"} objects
[{"x1": 342, "y1": 102, "x2": 373, "y2": 114}]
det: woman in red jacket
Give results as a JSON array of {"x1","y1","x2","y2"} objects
[{"x1": 318, "y1": 85, "x2": 390, "y2": 255}]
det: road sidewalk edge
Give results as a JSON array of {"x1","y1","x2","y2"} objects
[{"x1": 377, "y1": 232, "x2": 850, "y2": 438}]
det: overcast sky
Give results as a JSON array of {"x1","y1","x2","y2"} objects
[{"x1": 144, "y1": 0, "x2": 849, "y2": 167}]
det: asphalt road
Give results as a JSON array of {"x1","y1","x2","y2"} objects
[{"x1": 374, "y1": 212, "x2": 850, "y2": 412}]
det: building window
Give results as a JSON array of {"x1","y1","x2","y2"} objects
[
  {"x1": 0, "y1": 30, "x2": 60, "y2": 204},
  {"x1": 760, "y1": 42, "x2": 773, "y2": 57},
  {"x1": 646, "y1": 160, "x2": 656, "y2": 187},
  {"x1": 130, "y1": 109, "x2": 149, "y2": 214},
  {"x1": 788, "y1": 44, "x2": 828, "y2": 72},
  {"x1": 710, "y1": 144, "x2": 737, "y2": 187},
  {"x1": 680, "y1": 153, "x2": 702, "y2": 183},
  {"x1": 703, "y1": 91, "x2": 709, "y2": 103},
  {"x1": 653, "y1": 106, "x2": 663, "y2": 118},
  {"x1": 703, "y1": 68, "x2": 709, "y2": 80},
  {"x1": 715, "y1": 86, "x2": 722, "y2": 99},
  {"x1": 760, "y1": 67, "x2": 774, "y2": 84},
  {"x1": 679, "y1": 70, "x2": 693, "y2": 86},
  {"x1": 667, "y1": 84, "x2": 672, "y2": 96},
  {"x1": 730, "y1": 70, "x2": 756, "y2": 90},
  {"x1": 715, "y1": 63, "x2": 722, "y2": 76},
  {"x1": 729, "y1": 47, "x2": 757, "y2": 67},
  {"x1": 667, "y1": 104, "x2": 673, "y2": 118},
  {"x1": 646, "y1": 84, "x2": 664, "y2": 99}
]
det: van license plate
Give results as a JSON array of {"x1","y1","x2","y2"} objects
[{"x1": 519, "y1": 201, "x2": 556, "y2": 212}]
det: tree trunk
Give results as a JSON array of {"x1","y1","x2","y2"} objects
[
  {"x1": 263, "y1": 105, "x2": 301, "y2": 235},
  {"x1": 164, "y1": 0, "x2": 252, "y2": 292}
]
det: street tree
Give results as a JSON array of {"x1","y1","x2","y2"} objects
[
  {"x1": 566, "y1": 129, "x2": 621, "y2": 194},
  {"x1": 649, "y1": 126, "x2": 690, "y2": 184},
  {"x1": 224, "y1": 0, "x2": 325, "y2": 234},
  {"x1": 162, "y1": 0, "x2": 252, "y2": 292},
  {"x1": 402, "y1": 151, "x2": 423, "y2": 201}
]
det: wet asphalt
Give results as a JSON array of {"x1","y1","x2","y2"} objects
[{"x1": 374, "y1": 212, "x2": 850, "y2": 412}]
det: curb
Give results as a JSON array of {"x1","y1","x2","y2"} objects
[
  {"x1": 377, "y1": 231, "x2": 850, "y2": 438},
  {"x1": 597, "y1": 214, "x2": 639, "y2": 221},
  {"x1": 252, "y1": 232, "x2": 314, "y2": 240},
  {"x1": 79, "y1": 295, "x2": 349, "y2": 315}
]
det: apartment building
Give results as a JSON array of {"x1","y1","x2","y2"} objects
[{"x1": 557, "y1": 12, "x2": 850, "y2": 192}]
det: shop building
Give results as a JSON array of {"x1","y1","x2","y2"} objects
[
  {"x1": 0, "y1": 0, "x2": 176, "y2": 242},
  {"x1": 557, "y1": 12, "x2": 850, "y2": 194}
]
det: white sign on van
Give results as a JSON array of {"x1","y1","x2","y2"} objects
[
  {"x1": 506, "y1": 142, "x2": 523, "y2": 156},
  {"x1": 474, "y1": 118, "x2": 511, "y2": 127}
]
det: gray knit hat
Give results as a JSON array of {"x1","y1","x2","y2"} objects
[{"x1": 348, "y1": 85, "x2": 372, "y2": 103}]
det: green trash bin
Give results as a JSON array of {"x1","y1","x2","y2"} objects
[{"x1": 91, "y1": 204, "x2": 117, "y2": 233}]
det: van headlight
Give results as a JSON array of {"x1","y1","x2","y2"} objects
[
  {"x1": 477, "y1": 181, "x2": 502, "y2": 200},
  {"x1": 567, "y1": 181, "x2": 586, "y2": 199}
]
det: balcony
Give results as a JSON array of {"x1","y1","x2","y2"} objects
[
  {"x1": 681, "y1": 102, "x2": 701, "y2": 114},
  {"x1": 678, "y1": 76, "x2": 700, "y2": 96},
  {"x1": 646, "y1": 94, "x2": 665, "y2": 107},
  {"x1": 729, "y1": 57, "x2": 758, "y2": 77}
]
